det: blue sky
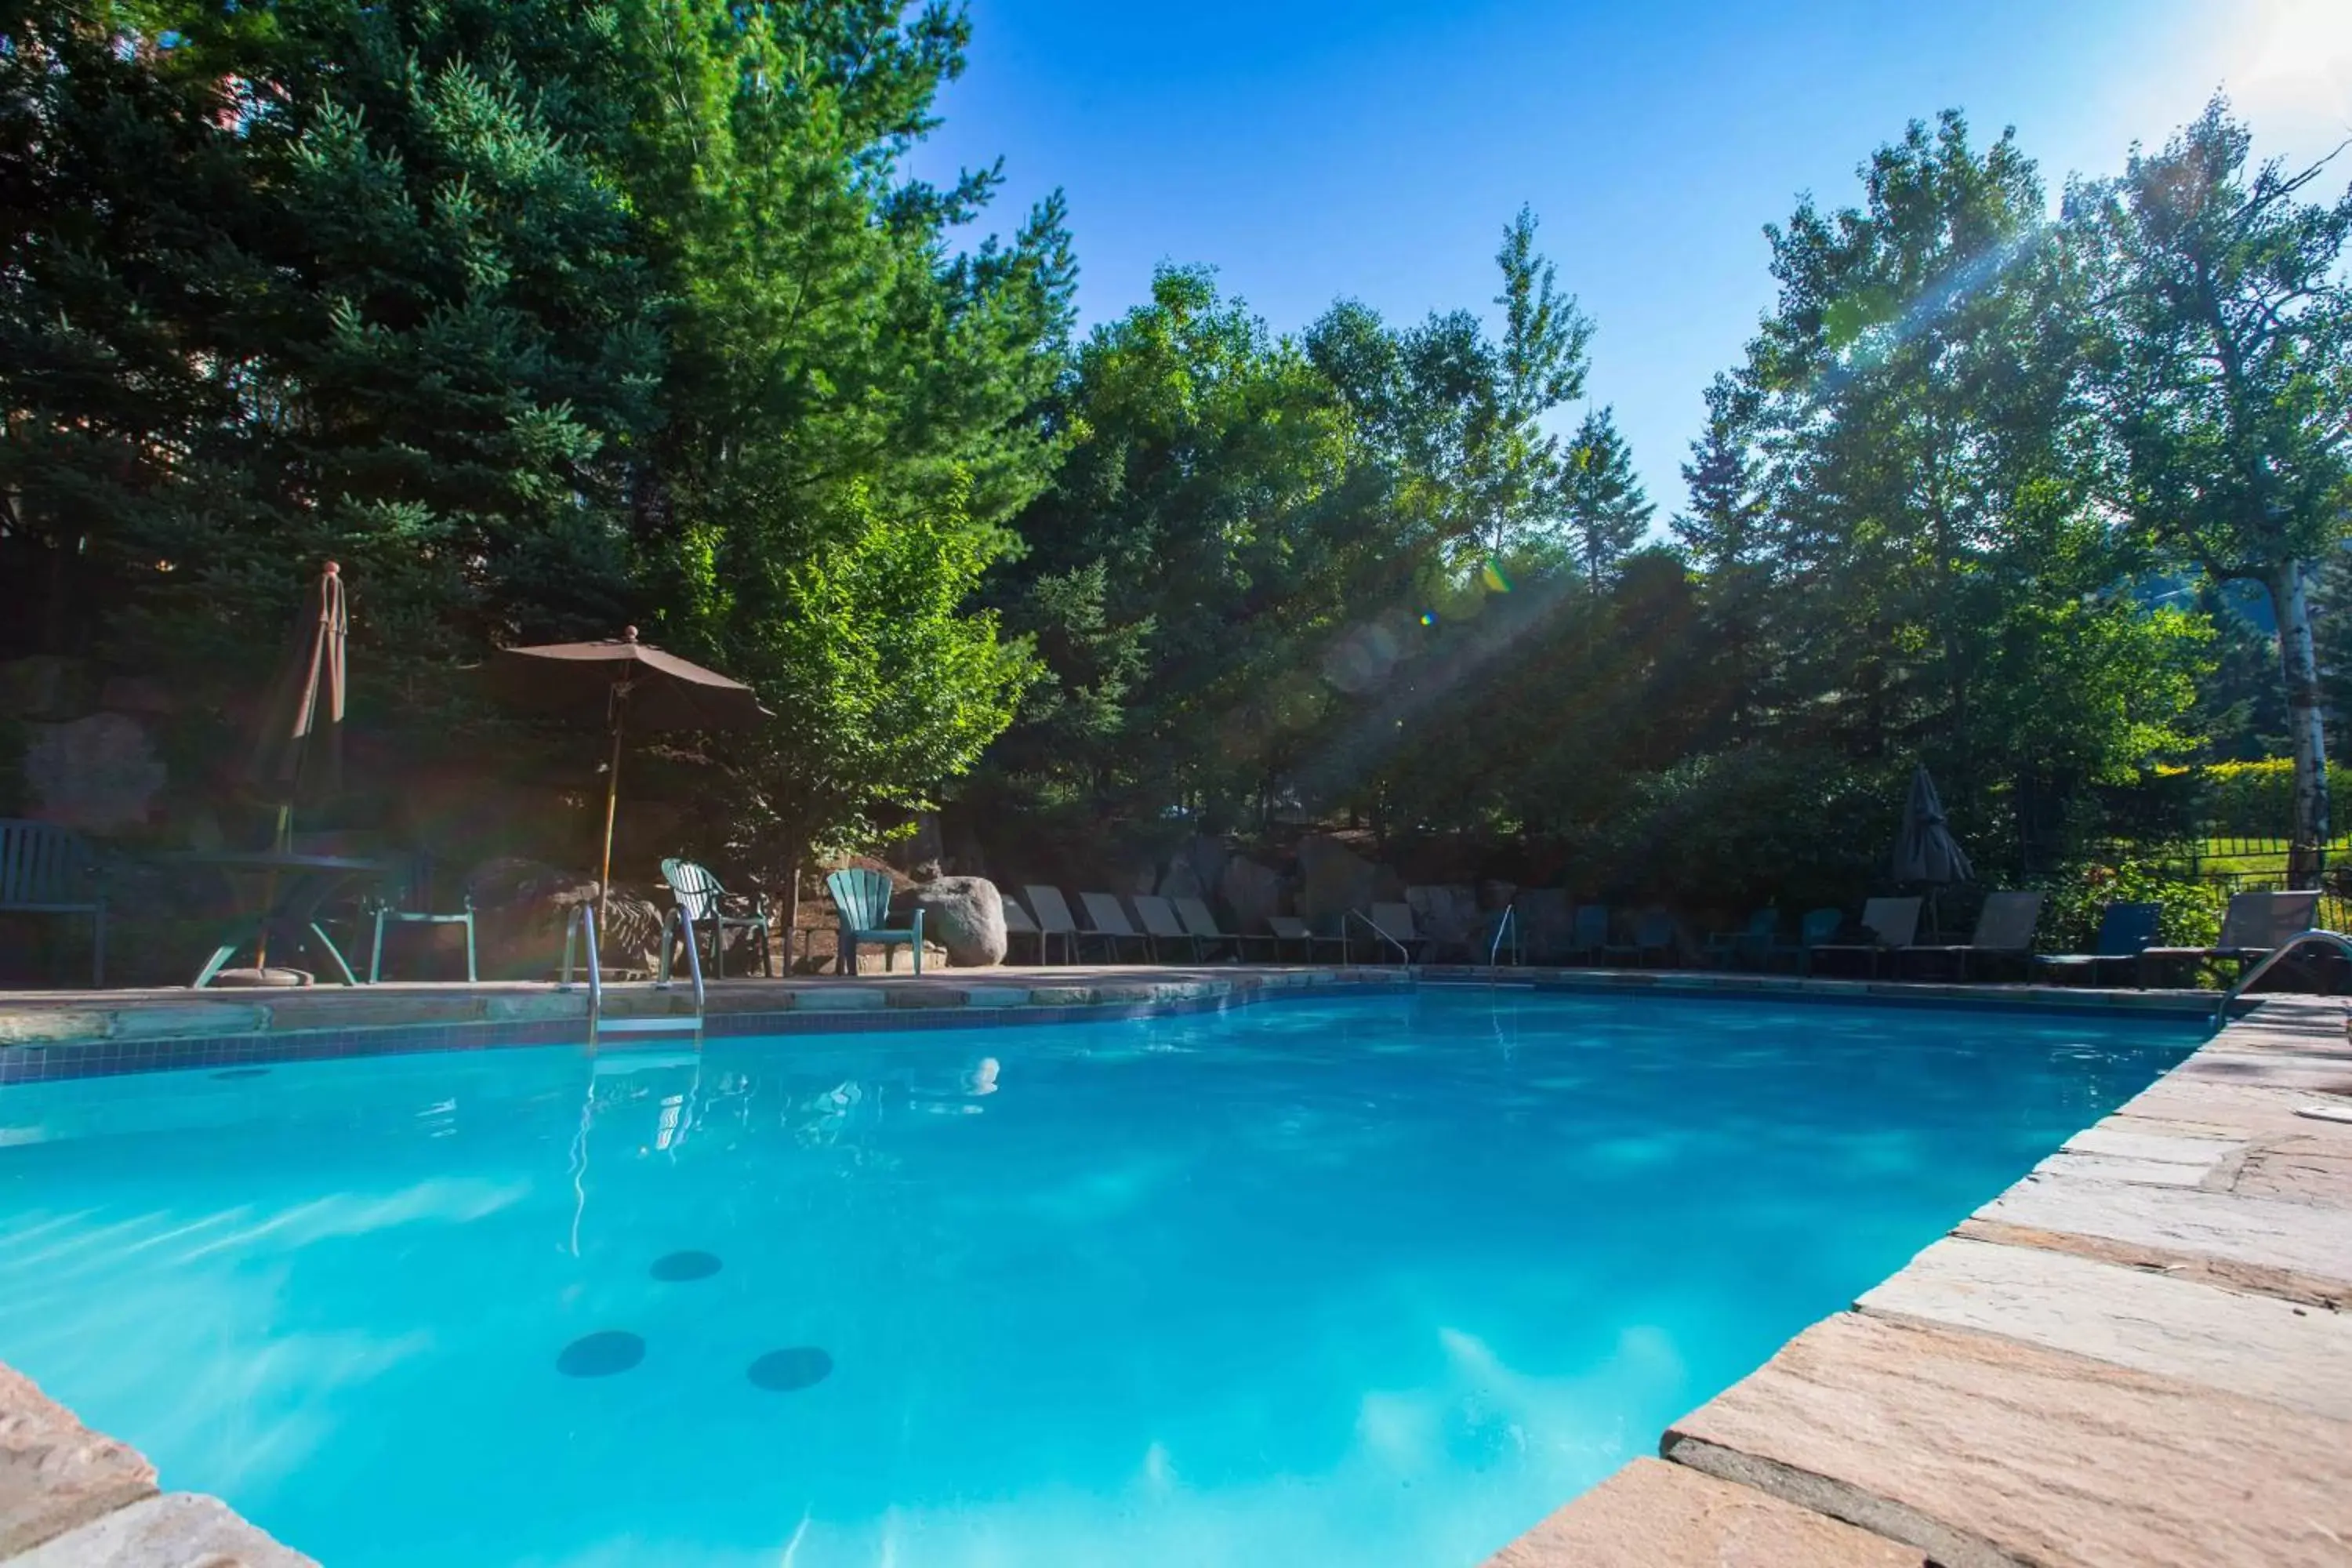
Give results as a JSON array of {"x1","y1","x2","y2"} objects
[{"x1": 910, "y1": 0, "x2": 2352, "y2": 519}]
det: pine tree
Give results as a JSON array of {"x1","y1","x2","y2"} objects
[{"x1": 1562, "y1": 406, "x2": 1653, "y2": 587}]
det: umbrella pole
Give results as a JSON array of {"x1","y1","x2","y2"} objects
[
  {"x1": 596, "y1": 713, "x2": 623, "y2": 942},
  {"x1": 254, "y1": 804, "x2": 292, "y2": 971}
]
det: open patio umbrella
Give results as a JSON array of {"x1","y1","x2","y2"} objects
[
  {"x1": 1891, "y1": 764, "x2": 1973, "y2": 936},
  {"x1": 489, "y1": 627, "x2": 767, "y2": 932},
  {"x1": 244, "y1": 561, "x2": 349, "y2": 967}
]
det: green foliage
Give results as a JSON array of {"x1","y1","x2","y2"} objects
[
  {"x1": 2, "y1": 0, "x2": 1064, "y2": 868},
  {"x1": 2190, "y1": 758, "x2": 2352, "y2": 836},
  {"x1": 2034, "y1": 859, "x2": 2222, "y2": 951},
  {"x1": 2071, "y1": 96, "x2": 2352, "y2": 874}
]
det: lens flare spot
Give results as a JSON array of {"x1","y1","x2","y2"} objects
[{"x1": 1480, "y1": 559, "x2": 1512, "y2": 593}]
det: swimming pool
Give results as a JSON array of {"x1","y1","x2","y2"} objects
[{"x1": 0, "y1": 988, "x2": 2197, "y2": 1566}]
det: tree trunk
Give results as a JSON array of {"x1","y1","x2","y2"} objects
[{"x1": 2267, "y1": 560, "x2": 2331, "y2": 888}]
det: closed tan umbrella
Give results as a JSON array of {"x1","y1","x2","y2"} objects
[
  {"x1": 489, "y1": 627, "x2": 766, "y2": 933},
  {"x1": 245, "y1": 561, "x2": 348, "y2": 968}
]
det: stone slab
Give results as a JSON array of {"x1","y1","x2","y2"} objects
[
  {"x1": 2061, "y1": 1125, "x2": 2240, "y2": 1166},
  {"x1": 105, "y1": 1004, "x2": 270, "y2": 1041},
  {"x1": 788, "y1": 987, "x2": 887, "y2": 1011},
  {"x1": 0, "y1": 1363, "x2": 158, "y2": 1558},
  {"x1": 15, "y1": 1492, "x2": 315, "y2": 1566},
  {"x1": 481, "y1": 993, "x2": 590, "y2": 1023},
  {"x1": 1857, "y1": 1236, "x2": 2352, "y2": 1421},
  {"x1": 2236, "y1": 1145, "x2": 2352, "y2": 1203},
  {"x1": 2030, "y1": 1150, "x2": 2216, "y2": 1188},
  {"x1": 1977, "y1": 1169, "x2": 2352, "y2": 1287},
  {"x1": 2119, "y1": 1076, "x2": 2352, "y2": 1146},
  {"x1": 2176, "y1": 1048, "x2": 2352, "y2": 1097},
  {"x1": 1484, "y1": 1457, "x2": 1923, "y2": 1567},
  {"x1": 1664, "y1": 1311, "x2": 2352, "y2": 1568},
  {"x1": 1956, "y1": 1218, "x2": 2351, "y2": 1312},
  {"x1": 953, "y1": 986, "x2": 1032, "y2": 1008},
  {"x1": 0, "y1": 1011, "x2": 109, "y2": 1048}
]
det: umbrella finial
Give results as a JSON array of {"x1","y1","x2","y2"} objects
[
  {"x1": 622, "y1": 625, "x2": 639, "y2": 643},
  {"x1": 323, "y1": 561, "x2": 339, "y2": 576}
]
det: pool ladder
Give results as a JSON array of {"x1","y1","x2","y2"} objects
[
  {"x1": 2215, "y1": 927, "x2": 2352, "y2": 1029},
  {"x1": 561, "y1": 902, "x2": 706, "y2": 1051}
]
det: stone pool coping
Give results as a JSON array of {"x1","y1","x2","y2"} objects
[
  {"x1": 1489, "y1": 991, "x2": 2352, "y2": 1566},
  {"x1": 2, "y1": 971, "x2": 2331, "y2": 1565}
]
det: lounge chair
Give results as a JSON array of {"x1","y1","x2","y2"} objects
[
  {"x1": 1602, "y1": 909, "x2": 1678, "y2": 967},
  {"x1": 1806, "y1": 896, "x2": 1922, "y2": 979},
  {"x1": 2033, "y1": 901, "x2": 2160, "y2": 987},
  {"x1": 1761, "y1": 907, "x2": 1843, "y2": 973},
  {"x1": 1131, "y1": 895, "x2": 1196, "y2": 960},
  {"x1": 0, "y1": 819, "x2": 106, "y2": 985},
  {"x1": 1268, "y1": 914, "x2": 1348, "y2": 963},
  {"x1": 1702, "y1": 908, "x2": 1777, "y2": 970},
  {"x1": 365, "y1": 855, "x2": 477, "y2": 982},
  {"x1": 1564, "y1": 904, "x2": 1611, "y2": 964},
  {"x1": 1001, "y1": 895, "x2": 1058, "y2": 965},
  {"x1": 663, "y1": 856, "x2": 777, "y2": 979},
  {"x1": 1023, "y1": 886, "x2": 1095, "y2": 964},
  {"x1": 1511, "y1": 888, "x2": 1571, "y2": 964},
  {"x1": 1356, "y1": 902, "x2": 1428, "y2": 964},
  {"x1": 822, "y1": 866, "x2": 920, "y2": 976},
  {"x1": 2139, "y1": 890, "x2": 2318, "y2": 988},
  {"x1": 1077, "y1": 891, "x2": 1154, "y2": 961},
  {"x1": 1173, "y1": 896, "x2": 1279, "y2": 961},
  {"x1": 1896, "y1": 890, "x2": 2042, "y2": 981}
]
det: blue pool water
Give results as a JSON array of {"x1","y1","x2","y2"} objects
[{"x1": 0, "y1": 990, "x2": 2195, "y2": 1566}]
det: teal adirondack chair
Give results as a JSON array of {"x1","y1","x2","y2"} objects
[
  {"x1": 659, "y1": 857, "x2": 775, "y2": 979},
  {"x1": 826, "y1": 867, "x2": 924, "y2": 976},
  {"x1": 0, "y1": 819, "x2": 105, "y2": 985}
]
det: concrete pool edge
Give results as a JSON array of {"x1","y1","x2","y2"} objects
[
  {"x1": 1488, "y1": 993, "x2": 2352, "y2": 1567},
  {"x1": 0, "y1": 963, "x2": 2219, "y2": 1083}
]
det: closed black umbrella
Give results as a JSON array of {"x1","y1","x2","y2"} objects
[
  {"x1": 490, "y1": 627, "x2": 767, "y2": 932},
  {"x1": 1892, "y1": 764, "x2": 1973, "y2": 935}
]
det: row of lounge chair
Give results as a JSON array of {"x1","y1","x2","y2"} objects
[{"x1": 988, "y1": 883, "x2": 2327, "y2": 989}]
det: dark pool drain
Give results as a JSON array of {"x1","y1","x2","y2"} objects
[
  {"x1": 649, "y1": 1250, "x2": 722, "y2": 1282},
  {"x1": 557, "y1": 1330, "x2": 644, "y2": 1377},
  {"x1": 747, "y1": 1347, "x2": 832, "y2": 1392}
]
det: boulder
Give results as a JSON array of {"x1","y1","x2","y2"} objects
[
  {"x1": 466, "y1": 857, "x2": 663, "y2": 978},
  {"x1": 1220, "y1": 855, "x2": 1285, "y2": 935},
  {"x1": 902, "y1": 876, "x2": 1007, "y2": 967},
  {"x1": 1159, "y1": 835, "x2": 1229, "y2": 903},
  {"x1": 23, "y1": 713, "x2": 166, "y2": 832},
  {"x1": 1407, "y1": 884, "x2": 1479, "y2": 956},
  {"x1": 1298, "y1": 834, "x2": 1377, "y2": 924}
]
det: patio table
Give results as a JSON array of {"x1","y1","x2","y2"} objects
[{"x1": 169, "y1": 851, "x2": 394, "y2": 988}]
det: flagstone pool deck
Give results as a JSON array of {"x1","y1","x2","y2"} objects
[{"x1": 1, "y1": 967, "x2": 2347, "y2": 1566}]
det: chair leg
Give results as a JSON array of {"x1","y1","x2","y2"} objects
[
  {"x1": 912, "y1": 911, "x2": 924, "y2": 977},
  {"x1": 370, "y1": 909, "x2": 387, "y2": 985},
  {"x1": 463, "y1": 912, "x2": 477, "y2": 983}
]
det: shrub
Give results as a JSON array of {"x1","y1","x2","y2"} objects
[{"x1": 2034, "y1": 858, "x2": 2221, "y2": 951}]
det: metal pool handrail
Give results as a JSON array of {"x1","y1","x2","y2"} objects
[
  {"x1": 561, "y1": 902, "x2": 706, "y2": 1050},
  {"x1": 2216, "y1": 927, "x2": 2352, "y2": 1029},
  {"x1": 1488, "y1": 903, "x2": 1519, "y2": 967},
  {"x1": 1346, "y1": 907, "x2": 1411, "y2": 965}
]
